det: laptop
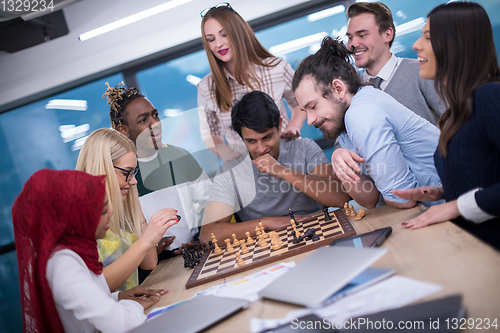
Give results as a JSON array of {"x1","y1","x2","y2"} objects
[
  {"x1": 269, "y1": 295, "x2": 465, "y2": 333},
  {"x1": 127, "y1": 295, "x2": 250, "y2": 333},
  {"x1": 258, "y1": 246, "x2": 389, "y2": 308}
]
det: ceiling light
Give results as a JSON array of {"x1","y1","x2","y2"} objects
[
  {"x1": 163, "y1": 109, "x2": 183, "y2": 117},
  {"x1": 72, "y1": 135, "x2": 89, "y2": 151},
  {"x1": 307, "y1": 5, "x2": 345, "y2": 22},
  {"x1": 396, "y1": 17, "x2": 425, "y2": 36},
  {"x1": 186, "y1": 74, "x2": 201, "y2": 86},
  {"x1": 46, "y1": 99, "x2": 87, "y2": 111},
  {"x1": 79, "y1": 0, "x2": 194, "y2": 41},
  {"x1": 59, "y1": 124, "x2": 90, "y2": 143},
  {"x1": 269, "y1": 32, "x2": 328, "y2": 56}
]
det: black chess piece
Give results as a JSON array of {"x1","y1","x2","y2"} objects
[
  {"x1": 195, "y1": 244, "x2": 202, "y2": 258},
  {"x1": 289, "y1": 208, "x2": 295, "y2": 220},
  {"x1": 310, "y1": 228, "x2": 320, "y2": 241},
  {"x1": 188, "y1": 249, "x2": 197, "y2": 268},
  {"x1": 292, "y1": 230, "x2": 299, "y2": 244},
  {"x1": 202, "y1": 243, "x2": 208, "y2": 252},
  {"x1": 303, "y1": 228, "x2": 314, "y2": 239},
  {"x1": 323, "y1": 207, "x2": 332, "y2": 221},
  {"x1": 182, "y1": 247, "x2": 190, "y2": 268},
  {"x1": 209, "y1": 240, "x2": 214, "y2": 251}
]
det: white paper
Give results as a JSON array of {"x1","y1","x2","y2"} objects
[
  {"x1": 250, "y1": 275, "x2": 442, "y2": 332},
  {"x1": 195, "y1": 261, "x2": 296, "y2": 302}
]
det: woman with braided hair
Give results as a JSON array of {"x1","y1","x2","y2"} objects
[
  {"x1": 102, "y1": 82, "x2": 212, "y2": 282},
  {"x1": 197, "y1": 3, "x2": 307, "y2": 162}
]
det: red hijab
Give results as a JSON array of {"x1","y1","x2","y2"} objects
[{"x1": 12, "y1": 169, "x2": 106, "y2": 333}]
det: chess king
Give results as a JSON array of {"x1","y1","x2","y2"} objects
[{"x1": 199, "y1": 91, "x2": 349, "y2": 245}]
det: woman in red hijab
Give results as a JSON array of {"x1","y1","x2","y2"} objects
[{"x1": 12, "y1": 169, "x2": 165, "y2": 333}]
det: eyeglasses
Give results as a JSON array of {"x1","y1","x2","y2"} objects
[
  {"x1": 200, "y1": 2, "x2": 233, "y2": 18},
  {"x1": 114, "y1": 165, "x2": 139, "y2": 182}
]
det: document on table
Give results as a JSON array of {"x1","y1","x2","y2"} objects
[
  {"x1": 250, "y1": 275, "x2": 442, "y2": 332},
  {"x1": 195, "y1": 261, "x2": 296, "y2": 302},
  {"x1": 147, "y1": 261, "x2": 296, "y2": 320}
]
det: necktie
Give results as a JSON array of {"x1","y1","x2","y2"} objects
[{"x1": 369, "y1": 76, "x2": 383, "y2": 90}]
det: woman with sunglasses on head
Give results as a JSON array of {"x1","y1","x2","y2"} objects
[
  {"x1": 76, "y1": 128, "x2": 179, "y2": 291},
  {"x1": 393, "y1": 1, "x2": 500, "y2": 250},
  {"x1": 13, "y1": 169, "x2": 165, "y2": 333},
  {"x1": 198, "y1": 3, "x2": 307, "y2": 162}
]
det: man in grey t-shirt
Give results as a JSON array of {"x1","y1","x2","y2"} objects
[{"x1": 199, "y1": 91, "x2": 349, "y2": 245}]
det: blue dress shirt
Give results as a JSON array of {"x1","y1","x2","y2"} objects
[{"x1": 338, "y1": 86, "x2": 442, "y2": 206}]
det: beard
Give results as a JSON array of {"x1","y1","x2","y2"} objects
[{"x1": 317, "y1": 98, "x2": 348, "y2": 141}]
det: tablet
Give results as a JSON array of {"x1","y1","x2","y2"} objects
[{"x1": 330, "y1": 227, "x2": 392, "y2": 248}]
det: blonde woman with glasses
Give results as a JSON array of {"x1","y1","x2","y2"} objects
[
  {"x1": 76, "y1": 128, "x2": 179, "y2": 291},
  {"x1": 198, "y1": 2, "x2": 307, "y2": 162}
]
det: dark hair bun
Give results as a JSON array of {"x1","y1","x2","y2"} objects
[{"x1": 319, "y1": 36, "x2": 352, "y2": 62}]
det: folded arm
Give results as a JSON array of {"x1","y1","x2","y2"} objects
[{"x1": 330, "y1": 148, "x2": 380, "y2": 208}]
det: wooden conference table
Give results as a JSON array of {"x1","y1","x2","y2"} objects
[{"x1": 142, "y1": 204, "x2": 500, "y2": 332}]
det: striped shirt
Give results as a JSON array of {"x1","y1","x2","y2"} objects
[{"x1": 197, "y1": 58, "x2": 298, "y2": 146}]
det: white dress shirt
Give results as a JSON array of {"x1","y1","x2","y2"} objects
[{"x1": 46, "y1": 249, "x2": 146, "y2": 333}]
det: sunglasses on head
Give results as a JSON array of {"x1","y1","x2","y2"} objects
[{"x1": 200, "y1": 2, "x2": 233, "y2": 18}]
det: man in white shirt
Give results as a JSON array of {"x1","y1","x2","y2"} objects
[{"x1": 346, "y1": 1, "x2": 445, "y2": 125}]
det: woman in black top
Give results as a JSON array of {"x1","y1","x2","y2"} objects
[{"x1": 393, "y1": 1, "x2": 500, "y2": 250}]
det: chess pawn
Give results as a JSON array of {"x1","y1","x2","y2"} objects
[
  {"x1": 290, "y1": 219, "x2": 296, "y2": 228},
  {"x1": 232, "y1": 233, "x2": 240, "y2": 248},
  {"x1": 271, "y1": 231, "x2": 283, "y2": 246},
  {"x1": 323, "y1": 207, "x2": 332, "y2": 221},
  {"x1": 213, "y1": 241, "x2": 222, "y2": 255},
  {"x1": 239, "y1": 239, "x2": 249, "y2": 254},
  {"x1": 349, "y1": 205, "x2": 356, "y2": 217},
  {"x1": 259, "y1": 222, "x2": 269, "y2": 239},
  {"x1": 258, "y1": 234, "x2": 268, "y2": 248},
  {"x1": 255, "y1": 225, "x2": 262, "y2": 237},
  {"x1": 293, "y1": 225, "x2": 301, "y2": 238},
  {"x1": 276, "y1": 233, "x2": 283, "y2": 247},
  {"x1": 211, "y1": 233, "x2": 218, "y2": 244},
  {"x1": 224, "y1": 239, "x2": 235, "y2": 254},
  {"x1": 271, "y1": 234, "x2": 282, "y2": 251},
  {"x1": 354, "y1": 208, "x2": 367, "y2": 221},
  {"x1": 235, "y1": 252, "x2": 245, "y2": 267},
  {"x1": 344, "y1": 202, "x2": 349, "y2": 212},
  {"x1": 246, "y1": 231, "x2": 255, "y2": 245}
]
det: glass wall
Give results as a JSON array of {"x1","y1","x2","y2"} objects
[
  {"x1": 136, "y1": 2, "x2": 351, "y2": 146},
  {"x1": 0, "y1": 73, "x2": 124, "y2": 332}
]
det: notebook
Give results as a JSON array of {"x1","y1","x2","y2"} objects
[
  {"x1": 127, "y1": 295, "x2": 250, "y2": 333},
  {"x1": 258, "y1": 246, "x2": 389, "y2": 308}
]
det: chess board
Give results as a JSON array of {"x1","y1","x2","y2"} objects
[{"x1": 185, "y1": 209, "x2": 355, "y2": 289}]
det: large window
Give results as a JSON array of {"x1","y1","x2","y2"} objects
[
  {"x1": 0, "y1": 74, "x2": 124, "y2": 246},
  {"x1": 136, "y1": 2, "x2": 351, "y2": 146},
  {"x1": 0, "y1": 74, "x2": 124, "y2": 332}
]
